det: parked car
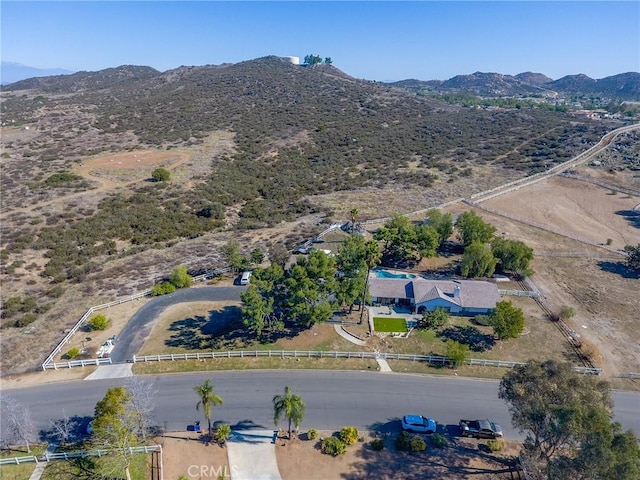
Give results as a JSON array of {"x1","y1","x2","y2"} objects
[
  {"x1": 401, "y1": 415, "x2": 437, "y2": 434},
  {"x1": 240, "y1": 271, "x2": 252, "y2": 285},
  {"x1": 459, "y1": 419, "x2": 503, "y2": 439}
]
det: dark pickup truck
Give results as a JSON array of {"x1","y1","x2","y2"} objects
[{"x1": 459, "y1": 419, "x2": 503, "y2": 439}]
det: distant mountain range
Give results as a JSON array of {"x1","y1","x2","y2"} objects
[
  {"x1": 0, "y1": 62, "x2": 74, "y2": 85},
  {"x1": 388, "y1": 71, "x2": 640, "y2": 101},
  {"x1": 2, "y1": 60, "x2": 639, "y2": 101}
]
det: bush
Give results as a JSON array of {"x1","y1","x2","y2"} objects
[
  {"x1": 151, "y1": 281, "x2": 176, "y2": 296},
  {"x1": 170, "y1": 265, "x2": 193, "y2": 288},
  {"x1": 66, "y1": 347, "x2": 81, "y2": 359},
  {"x1": 321, "y1": 436, "x2": 346, "y2": 456},
  {"x1": 306, "y1": 428, "x2": 318, "y2": 440},
  {"x1": 395, "y1": 431, "x2": 412, "y2": 451},
  {"x1": 432, "y1": 433, "x2": 448, "y2": 448},
  {"x1": 88, "y1": 314, "x2": 111, "y2": 331},
  {"x1": 474, "y1": 314, "x2": 492, "y2": 326},
  {"x1": 215, "y1": 424, "x2": 231, "y2": 445},
  {"x1": 151, "y1": 167, "x2": 171, "y2": 182},
  {"x1": 410, "y1": 436, "x2": 427, "y2": 452},
  {"x1": 15, "y1": 313, "x2": 37, "y2": 327},
  {"x1": 486, "y1": 438, "x2": 505, "y2": 452},
  {"x1": 339, "y1": 426, "x2": 359, "y2": 445},
  {"x1": 370, "y1": 438, "x2": 384, "y2": 451}
]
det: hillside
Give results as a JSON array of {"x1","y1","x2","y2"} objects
[
  {"x1": 388, "y1": 71, "x2": 640, "y2": 100},
  {"x1": 0, "y1": 55, "x2": 624, "y2": 374}
]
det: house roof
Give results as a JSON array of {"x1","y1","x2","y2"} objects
[{"x1": 369, "y1": 274, "x2": 499, "y2": 310}]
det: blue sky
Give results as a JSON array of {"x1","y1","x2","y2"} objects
[{"x1": 2, "y1": 1, "x2": 639, "y2": 81}]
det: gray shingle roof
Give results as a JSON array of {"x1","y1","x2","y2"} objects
[{"x1": 369, "y1": 274, "x2": 499, "y2": 309}]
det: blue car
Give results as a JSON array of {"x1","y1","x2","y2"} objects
[{"x1": 401, "y1": 415, "x2": 437, "y2": 434}]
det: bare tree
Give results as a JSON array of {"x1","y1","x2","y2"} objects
[
  {"x1": 124, "y1": 376, "x2": 156, "y2": 440},
  {"x1": 0, "y1": 394, "x2": 36, "y2": 453},
  {"x1": 49, "y1": 410, "x2": 78, "y2": 445}
]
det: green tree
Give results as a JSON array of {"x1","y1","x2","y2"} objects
[
  {"x1": 419, "y1": 307, "x2": 449, "y2": 329},
  {"x1": 456, "y1": 211, "x2": 496, "y2": 246},
  {"x1": 324, "y1": 57, "x2": 333, "y2": 65},
  {"x1": 303, "y1": 54, "x2": 323, "y2": 66},
  {"x1": 374, "y1": 214, "x2": 417, "y2": 264},
  {"x1": 169, "y1": 264, "x2": 193, "y2": 288},
  {"x1": 414, "y1": 224, "x2": 439, "y2": 260},
  {"x1": 151, "y1": 167, "x2": 171, "y2": 182},
  {"x1": 194, "y1": 380, "x2": 224, "y2": 440},
  {"x1": 498, "y1": 360, "x2": 637, "y2": 479},
  {"x1": 222, "y1": 240, "x2": 243, "y2": 274},
  {"x1": 425, "y1": 209, "x2": 453, "y2": 246},
  {"x1": 491, "y1": 300, "x2": 525, "y2": 340},
  {"x1": 240, "y1": 286, "x2": 275, "y2": 339},
  {"x1": 273, "y1": 386, "x2": 306, "y2": 440},
  {"x1": 91, "y1": 386, "x2": 139, "y2": 480},
  {"x1": 491, "y1": 237, "x2": 534, "y2": 276},
  {"x1": 286, "y1": 250, "x2": 337, "y2": 327},
  {"x1": 446, "y1": 340, "x2": 470, "y2": 368},
  {"x1": 335, "y1": 234, "x2": 367, "y2": 312},
  {"x1": 460, "y1": 242, "x2": 497, "y2": 278},
  {"x1": 624, "y1": 243, "x2": 640, "y2": 273},
  {"x1": 250, "y1": 247, "x2": 265, "y2": 265},
  {"x1": 151, "y1": 281, "x2": 176, "y2": 296}
]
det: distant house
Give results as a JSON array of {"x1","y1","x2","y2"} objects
[{"x1": 369, "y1": 272, "x2": 500, "y2": 315}]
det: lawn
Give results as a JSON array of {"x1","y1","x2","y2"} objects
[
  {"x1": 373, "y1": 317, "x2": 408, "y2": 333},
  {"x1": 0, "y1": 444, "x2": 47, "y2": 480},
  {"x1": 41, "y1": 453, "x2": 148, "y2": 480}
]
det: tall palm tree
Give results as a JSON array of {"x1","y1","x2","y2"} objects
[
  {"x1": 194, "y1": 380, "x2": 224, "y2": 440},
  {"x1": 273, "y1": 386, "x2": 306, "y2": 440},
  {"x1": 360, "y1": 240, "x2": 382, "y2": 324},
  {"x1": 349, "y1": 208, "x2": 359, "y2": 234}
]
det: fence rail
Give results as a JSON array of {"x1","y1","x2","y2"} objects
[
  {"x1": 499, "y1": 289, "x2": 540, "y2": 298},
  {"x1": 42, "y1": 357, "x2": 113, "y2": 370},
  {"x1": 41, "y1": 267, "x2": 231, "y2": 370},
  {"x1": 132, "y1": 349, "x2": 601, "y2": 374},
  {"x1": 0, "y1": 445, "x2": 161, "y2": 466}
]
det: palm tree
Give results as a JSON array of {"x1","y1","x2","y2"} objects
[
  {"x1": 273, "y1": 386, "x2": 306, "y2": 440},
  {"x1": 360, "y1": 240, "x2": 382, "y2": 324},
  {"x1": 194, "y1": 380, "x2": 224, "y2": 440},
  {"x1": 349, "y1": 208, "x2": 359, "y2": 234}
]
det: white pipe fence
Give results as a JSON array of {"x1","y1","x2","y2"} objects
[
  {"x1": 132, "y1": 349, "x2": 601, "y2": 375},
  {"x1": 0, "y1": 445, "x2": 161, "y2": 466},
  {"x1": 41, "y1": 268, "x2": 230, "y2": 370}
]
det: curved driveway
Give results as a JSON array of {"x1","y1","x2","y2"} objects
[
  {"x1": 4, "y1": 371, "x2": 639, "y2": 441},
  {"x1": 111, "y1": 286, "x2": 246, "y2": 362}
]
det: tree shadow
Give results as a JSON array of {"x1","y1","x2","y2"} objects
[
  {"x1": 39, "y1": 415, "x2": 93, "y2": 443},
  {"x1": 615, "y1": 209, "x2": 640, "y2": 229},
  {"x1": 597, "y1": 261, "x2": 639, "y2": 279},
  {"x1": 437, "y1": 326, "x2": 495, "y2": 352},
  {"x1": 165, "y1": 306, "x2": 243, "y2": 349}
]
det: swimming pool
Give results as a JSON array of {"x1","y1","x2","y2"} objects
[{"x1": 376, "y1": 270, "x2": 416, "y2": 279}]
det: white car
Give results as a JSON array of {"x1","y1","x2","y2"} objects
[{"x1": 401, "y1": 415, "x2": 437, "y2": 434}]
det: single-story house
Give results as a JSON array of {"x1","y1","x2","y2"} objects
[{"x1": 369, "y1": 274, "x2": 500, "y2": 315}]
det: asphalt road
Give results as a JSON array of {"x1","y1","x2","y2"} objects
[
  {"x1": 4, "y1": 371, "x2": 639, "y2": 441},
  {"x1": 110, "y1": 286, "x2": 246, "y2": 362}
]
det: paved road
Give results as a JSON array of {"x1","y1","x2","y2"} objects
[
  {"x1": 4, "y1": 371, "x2": 639, "y2": 441},
  {"x1": 110, "y1": 286, "x2": 246, "y2": 362}
]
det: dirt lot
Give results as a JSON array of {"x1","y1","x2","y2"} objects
[
  {"x1": 482, "y1": 175, "x2": 639, "y2": 250},
  {"x1": 158, "y1": 430, "x2": 523, "y2": 480}
]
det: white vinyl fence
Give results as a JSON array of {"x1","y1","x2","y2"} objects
[
  {"x1": 0, "y1": 445, "x2": 161, "y2": 466},
  {"x1": 132, "y1": 349, "x2": 601, "y2": 375}
]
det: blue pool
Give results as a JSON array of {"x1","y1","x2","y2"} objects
[{"x1": 376, "y1": 270, "x2": 416, "y2": 279}]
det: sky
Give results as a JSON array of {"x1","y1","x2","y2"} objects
[{"x1": 1, "y1": 1, "x2": 639, "y2": 81}]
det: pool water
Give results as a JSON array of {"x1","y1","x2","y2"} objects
[{"x1": 376, "y1": 270, "x2": 416, "y2": 279}]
